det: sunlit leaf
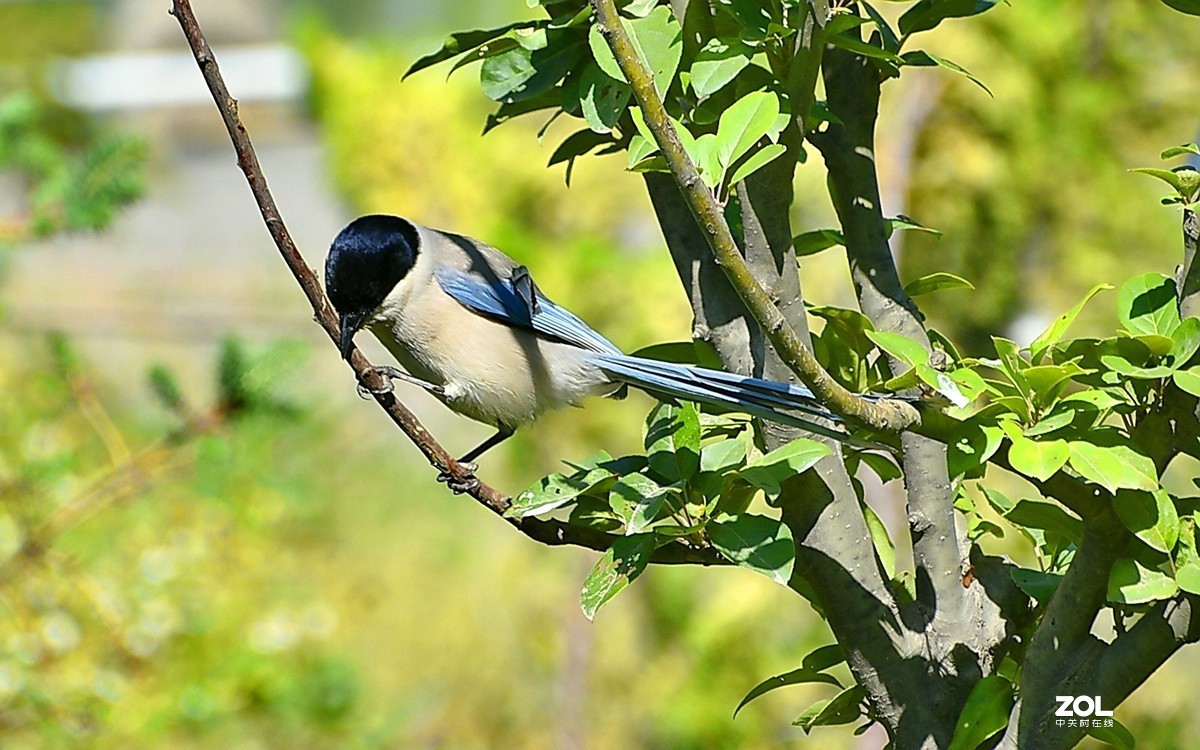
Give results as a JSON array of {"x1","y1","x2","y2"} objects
[
  {"x1": 507, "y1": 466, "x2": 613, "y2": 518},
  {"x1": 1068, "y1": 439, "x2": 1158, "y2": 493},
  {"x1": 689, "y1": 37, "x2": 753, "y2": 98},
  {"x1": 739, "y1": 438, "x2": 832, "y2": 494},
  {"x1": 866, "y1": 330, "x2": 929, "y2": 368},
  {"x1": 715, "y1": 91, "x2": 781, "y2": 169},
  {"x1": 903, "y1": 272, "x2": 974, "y2": 297},
  {"x1": 1162, "y1": 143, "x2": 1200, "y2": 159},
  {"x1": 708, "y1": 514, "x2": 795, "y2": 585},
  {"x1": 1113, "y1": 489, "x2": 1179, "y2": 553},
  {"x1": 580, "y1": 533, "x2": 657, "y2": 619},
  {"x1": 727, "y1": 143, "x2": 787, "y2": 186},
  {"x1": 645, "y1": 402, "x2": 701, "y2": 483},
  {"x1": 1118, "y1": 272, "x2": 1181, "y2": 338},
  {"x1": 1107, "y1": 557, "x2": 1178, "y2": 604},
  {"x1": 1029, "y1": 283, "x2": 1113, "y2": 364}
]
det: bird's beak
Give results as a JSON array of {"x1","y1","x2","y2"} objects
[{"x1": 339, "y1": 311, "x2": 368, "y2": 360}]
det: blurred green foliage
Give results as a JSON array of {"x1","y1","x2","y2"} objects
[
  {"x1": 0, "y1": 336, "x2": 367, "y2": 748},
  {"x1": 0, "y1": 93, "x2": 146, "y2": 242},
  {"x1": 901, "y1": 0, "x2": 1200, "y2": 352}
]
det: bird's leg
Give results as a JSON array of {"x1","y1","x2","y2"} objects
[
  {"x1": 357, "y1": 365, "x2": 445, "y2": 400},
  {"x1": 437, "y1": 427, "x2": 515, "y2": 494}
]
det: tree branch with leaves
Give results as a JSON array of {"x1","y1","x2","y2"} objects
[{"x1": 181, "y1": 0, "x2": 1200, "y2": 747}]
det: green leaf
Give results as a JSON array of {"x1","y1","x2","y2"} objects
[
  {"x1": 480, "y1": 32, "x2": 583, "y2": 103},
  {"x1": 792, "y1": 228, "x2": 845, "y2": 256},
  {"x1": 1108, "y1": 557, "x2": 1178, "y2": 604},
  {"x1": 899, "y1": 0, "x2": 999, "y2": 36},
  {"x1": 1162, "y1": 143, "x2": 1200, "y2": 159},
  {"x1": 1113, "y1": 489, "x2": 1179, "y2": 553},
  {"x1": 1174, "y1": 367, "x2": 1200, "y2": 397},
  {"x1": 885, "y1": 215, "x2": 943, "y2": 238},
  {"x1": 691, "y1": 132, "x2": 723, "y2": 188},
  {"x1": 824, "y1": 13, "x2": 870, "y2": 37},
  {"x1": 405, "y1": 21, "x2": 542, "y2": 78},
  {"x1": 1006, "y1": 434, "x2": 1070, "y2": 482},
  {"x1": 801, "y1": 644, "x2": 847, "y2": 673},
  {"x1": 482, "y1": 89, "x2": 562, "y2": 133},
  {"x1": 608, "y1": 473, "x2": 675, "y2": 534},
  {"x1": 1176, "y1": 561, "x2": 1200, "y2": 595},
  {"x1": 900, "y1": 50, "x2": 992, "y2": 96},
  {"x1": 623, "y1": 0, "x2": 659, "y2": 16},
  {"x1": 1118, "y1": 273, "x2": 1181, "y2": 338},
  {"x1": 579, "y1": 63, "x2": 631, "y2": 133},
  {"x1": 715, "y1": 91, "x2": 781, "y2": 169},
  {"x1": 1068, "y1": 440, "x2": 1159, "y2": 494},
  {"x1": 903, "y1": 272, "x2": 974, "y2": 297},
  {"x1": 866, "y1": 330, "x2": 929, "y2": 368},
  {"x1": 948, "y1": 421, "x2": 1004, "y2": 477},
  {"x1": 1060, "y1": 389, "x2": 1124, "y2": 411},
  {"x1": 981, "y1": 486, "x2": 1016, "y2": 515},
  {"x1": 580, "y1": 533, "x2": 657, "y2": 620},
  {"x1": 700, "y1": 438, "x2": 748, "y2": 474},
  {"x1": 827, "y1": 33, "x2": 904, "y2": 64},
  {"x1": 1005, "y1": 499, "x2": 1083, "y2": 545},
  {"x1": 793, "y1": 685, "x2": 865, "y2": 732},
  {"x1": 917, "y1": 364, "x2": 971, "y2": 407},
  {"x1": 708, "y1": 514, "x2": 795, "y2": 585},
  {"x1": 689, "y1": 37, "x2": 753, "y2": 98},
  {"x1": 549, "y1": 129, "x2": 616, "y2": 177},
  {"x1": 862, "y1": 502, "x2": 896, "y2": 578},
  {"x1": 508, "y1": 467, "x2": 613, "y2": 518},
  {"x1": 1130, "y1": 166, "x2": 1191, "y2": 194},
  {"x1": 739, "y1": 438, "x2": 832, "y2": 494},
  {"x1": 734, "y1": 666, "x2": 842, "y2": 717},
  {"x1": 859, "y1": 452, "x2": 902, "y2": 483},
  {"x1": 1011, "y1": 568, "x2": 1064, "y2": 604},
  {"x1": 947, "y1": 676, "x2": 1015, "y2": 750},
  {"x1": 1170, "y1": 317, "x2": 1200, "y2": 365},
  {"x1": 1086, "y1": 718, "x2": 1136, "y2": 750},
  {"x1": 1030, "y1": 283, "x2": 1113, "y2": 364},
  {"x1": 645, "y1": 402, "x2": 702, "y2": 483},
  {"x1": 588, "y1": 6, "x2": 682, "y2": 98},
  {"x1": 727, "y1": 143, "x2": 787, "y2": 186}
]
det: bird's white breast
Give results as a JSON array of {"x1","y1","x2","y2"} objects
[{"x1": 366, "y1": 253, "x2": 609, "y2": 428}]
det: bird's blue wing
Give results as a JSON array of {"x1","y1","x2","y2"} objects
[{"x1": 434, "y1": 266, "x2": 621, "y2": 354}]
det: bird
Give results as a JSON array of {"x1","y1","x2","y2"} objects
[{"x1": 324, "y1": 214, "x2": 870, "y2": 490}]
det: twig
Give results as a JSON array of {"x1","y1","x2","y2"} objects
[
  {"x1": 168, "y1": 0, "x2": 725, "y2": 566},
  {"x1": 587, "y1": 0, "x2": 916, "y2": 433}
]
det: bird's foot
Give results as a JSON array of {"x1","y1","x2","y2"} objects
[
  {"x1": 357, "y1": 366, "x2": 445, "y2": 400},
  {"x1": 438, "y1": 461, "x2": 479, "y2": 494}
]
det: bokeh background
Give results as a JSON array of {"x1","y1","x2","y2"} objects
[{"x1": 1, "y1": 1, "x2": 1199, "y2": 748}]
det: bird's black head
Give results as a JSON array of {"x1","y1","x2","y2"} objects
[{"x1": 325, "y1": 214, "x2": 420, "y2": 359}]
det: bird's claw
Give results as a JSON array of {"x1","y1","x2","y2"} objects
[
  {"x1": 438, "y1": 462, "x2": 479, "y2": 494},
  {"x1": 357, "y1": 366, "x2": 444, "y2": 400}
]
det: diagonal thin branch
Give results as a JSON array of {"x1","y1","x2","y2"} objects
[
  {"x1": 168, "y1": 0, "x2": 726, "y2": 567},
  {"x1": 587, "y1": 0, "x2": 916, "y2": 434}
]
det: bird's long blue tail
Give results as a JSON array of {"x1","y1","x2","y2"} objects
[{"x1": 587, "y1": 352, "x2": 879, "y2": 445}]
